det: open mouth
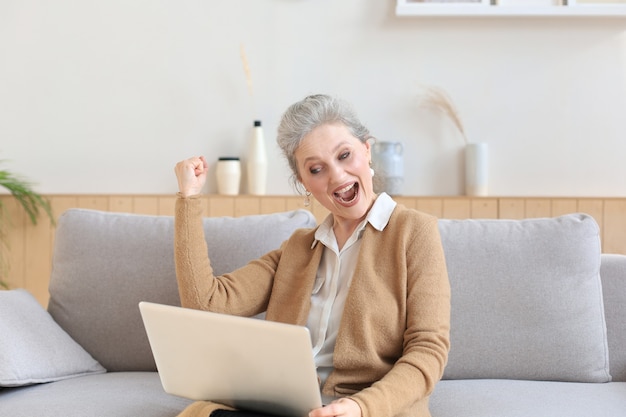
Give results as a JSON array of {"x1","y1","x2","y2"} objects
[{"x1": 333, "y1": 182, "x2": 359, "y2": 204}]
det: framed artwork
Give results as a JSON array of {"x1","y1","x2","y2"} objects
[
  {"x1": 396, "y1": 0, "x2": 626, "y2": 14},
  {"x1": 496, "y1": 0, "x2": 563, "y2": 4},
  {"x1": 573, "y1": 0, "x2": 626, "y2": 4},
  {"x1": 406, "y1": 0, "x2": 490, "y2": 4}
]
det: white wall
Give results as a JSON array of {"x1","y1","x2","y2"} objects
[{"x1": 1, "y1": 0, "x2": 625, "y2": 197}]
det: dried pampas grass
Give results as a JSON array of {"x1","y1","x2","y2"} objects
[
  {"x1": 240, "y1": 44, "x2": 254, "y2": 97},
  {"x1": 417, "y1": 85, "x2": 468, "y2": 145}
]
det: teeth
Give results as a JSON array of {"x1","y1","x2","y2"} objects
[
  {"x1": 336, "y1": 183, "x2": 355, "y2": 194},
  {"x1": 333, "y1": 183, "x2": 358, "y2": 204}
]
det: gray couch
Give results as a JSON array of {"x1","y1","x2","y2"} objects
[{"x1": 1, "y1": 208, "x2": 625, "y2": 417}]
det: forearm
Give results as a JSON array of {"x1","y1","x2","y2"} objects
[
  {"x1": 174, "y1": 194, "x2": 217, "y2": 310},
  {"x1": 173, "y1": 194, "x2": 278, "y2": 316}
]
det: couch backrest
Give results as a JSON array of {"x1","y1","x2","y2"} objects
[
  {"x1": 47, "y1": 208, "x2": 317, "y2": 372},
  {"x1": 600, "y1": 253, "x2": 626, "y2": 382},
  {"x1": 438, "y1": 213, "x2": 612, "y2": 383},
  {"x1": 47, "y1": 209, "x2": 623, "y2": 383}
]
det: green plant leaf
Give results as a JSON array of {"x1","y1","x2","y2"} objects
[
  {"x1": 0, "y1": 169, "x2": 54, "y2": 225},
  {"x1": 0, "y1": 162, "x2": 55, "y2": 289}
]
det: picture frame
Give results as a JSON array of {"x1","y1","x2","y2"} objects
[
  {"x1": 572, "y1": 0, "x2": 626, "y2": 4},
  {"x1": 496, "y1": 0, "x2": 563, "y2": 5},
  {"x1": 396, "y1": 0, "x2": 626, "y2": 14},
  {"x1": 405, "y1": 0, "x2": 490, "y2": 5}
]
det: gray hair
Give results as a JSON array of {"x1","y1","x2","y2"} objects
[{"x1": 276, "y1": 94, "x2": 372, "y2": 189}]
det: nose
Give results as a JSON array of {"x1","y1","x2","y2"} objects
[{"x1": 327, "y1": 161, "x2": 344, "y2": 183}]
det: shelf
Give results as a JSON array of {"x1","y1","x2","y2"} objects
[{"x1": 396, "y1": 1, "x2": 626, "y2": 17}]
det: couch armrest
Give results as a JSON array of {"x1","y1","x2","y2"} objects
[{"x1": 601, "y1": 253, "x2": 626, "y2": 382}]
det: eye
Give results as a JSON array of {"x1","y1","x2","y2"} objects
[
  {"x1": 339, "y1": 151, "x2": 350, "y2": 160},
  {"x1": 309, "y1": 166, "x2": 322, "y2": 175}
]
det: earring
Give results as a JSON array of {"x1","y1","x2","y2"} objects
[
  {"x1": 370, "y1": 167, "x2": 375, "y2": 177},
  {"x1": 304, "y1": 191, "x2": 311, "y2": 207}
]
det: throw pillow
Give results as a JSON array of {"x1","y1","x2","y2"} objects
[
  {"x1": 0, "y1": 289, "x2": 105, "y2": 387},
  {"x1": 439, "y1": 213, "x2": 611, "y2": 383},
  {"x1": 47, "y1": 208, "x2": 317, "y2": 372}
]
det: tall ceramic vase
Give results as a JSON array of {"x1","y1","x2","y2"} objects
[
  {"x1": 371, "y1": 141, "x2": 404, "y2": 195},
  {"x1": 247, "y1": 120, "x2": 267, "y2": 195},
  {"x1": 465, "y1": 142, "x2": 488, "y2": 196}
]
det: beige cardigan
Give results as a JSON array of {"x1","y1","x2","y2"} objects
[{"x1": 174, "y1": 196, "x2": 450, "y2": 417}]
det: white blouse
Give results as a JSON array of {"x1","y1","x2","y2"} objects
[{"x1": 306, "y1": 193, "x2": 396, "y2": 387}]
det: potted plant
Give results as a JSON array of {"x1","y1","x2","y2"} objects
[{"x1": 0, "y1": 163, "x2": 54, "y2": 289}]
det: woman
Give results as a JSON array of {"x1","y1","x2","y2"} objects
[{"x1": 174, "y1": 94, "x2": 450, "y2": 417}]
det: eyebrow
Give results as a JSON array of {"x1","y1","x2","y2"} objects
[{"x1": 301, "y1": 141, "x2": 351, "y2": 165}]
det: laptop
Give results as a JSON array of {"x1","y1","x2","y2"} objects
[{"x1": 138, "y1": 301, "x2": 324, "y2": 417}]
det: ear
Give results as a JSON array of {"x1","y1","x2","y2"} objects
[
  {"x1": 364, "y1": 138, "x2": 372, "y2": 160},
  {"x1": 296, "y1": 180, "x2": 309, "y2": 196}
]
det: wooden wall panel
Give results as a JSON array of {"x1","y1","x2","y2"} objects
[
  {"x1": 551, "y1": 199, "x2": 578, "y2": 216},
  {"x1": 578, "y1": 199, "x2": 604, "y2": 231},
  {"x1": 78, "y1": 196, "x2": 110, "y2": 211},
  {"x1": 416, "y1": 198, "x2": 443, "y2": 217},
  {"x1": 499, "y1": 198, "x2": 526, "y2": 219},
  {"x1": 604, "y1": 200, "x2": 626, "y2": 255},
  {"x1": 393, "y1": 197, "x2": 417, "y2": 210},
  {"x1": 109, "y1": 196, "x2": 134, "y2": 213},
  {"x1": 260, "y1": 197, "x2": 288, "y2": 214},
  {"x1": 471, "y1": 198, "x2": 498, "y2": 219},
  {"x1": 24, "y1": 213, "x2": 52, "y2": 305},
  {"x1": 133, "y1": 196, "x2": 159, "y2": 215},
  {"x1": 285, "y1": 196, "x2": 306, "y2": 212},
  {"x1": 442, "y1": 199, "x2": 471, "y2": 219},
  {"x1": 2, "y1": 197, "x2": 26, "y2": 290},
  {"x1": 158, "y1": 196, "x2": 177, "y2": 216},
  {"x1": 1, "y1": 194, "x2": 624, "y2": 308},
  {"x1": 525, "y1": 198, "x2": 552, "y2": 218},
  {"x1": 235, "y1": 197, "x2": 261, "y2": 217}
]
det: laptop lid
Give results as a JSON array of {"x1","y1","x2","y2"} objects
[{"x1": 138, "y1": 301, "x2": 323, "y2": 417}]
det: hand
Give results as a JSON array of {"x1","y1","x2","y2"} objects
[
  {"x1": 174, "y1": 156, "x2": 208, "y2": 197},
  {"x1": 309, "y1": 398, "x2": 361, "y2": 417}
]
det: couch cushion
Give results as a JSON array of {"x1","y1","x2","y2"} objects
[
  {"x1": 47, "y1": 208, "x2": 317, "y2": 372},
  {"x1": 0, "y1": 372, "x2": 192, "y2": 417},
  {"x1": 430, "y1": 379, "x2": 626, "y2": 417},
  {"x1": 0, "y1": 289, "x2": 105, "y2": 387},
  {"x1": 439, "y1": 213, "x2": 610, "y2": 383}
]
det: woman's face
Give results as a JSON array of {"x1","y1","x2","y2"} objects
[{"x1": 295, "y1": 122, "x2": 375, "y2": 224}]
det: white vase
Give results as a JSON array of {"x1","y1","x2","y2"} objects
[
  {"x1": 216, "y1": 157, "x2": 241, "y2": 195},
  {"x1": 371, "y1": 141, "x2": 404, "y2": 195},
  {"x1": 465, "y1": 142, "x2": 488, "y2": 196},
  {"x1": 247, "y1": 120, "x2": 267, "y2": 195}
]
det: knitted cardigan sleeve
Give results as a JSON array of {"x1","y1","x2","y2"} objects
[{"x1": 173, "y1": 195, "x2": 279, "y2": 317}]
